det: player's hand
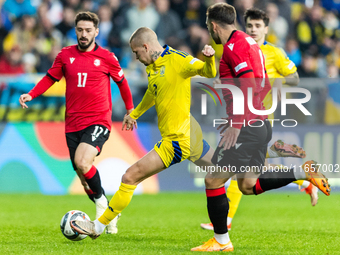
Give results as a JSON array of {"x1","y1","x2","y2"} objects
[
  {"x1": 216, "y1": 118, "x2": 229, "y2": 134},
  {"x1": 202, "y1": 45, "x2": 215, "y2": 58},
  {"x1": 213, "y1": 78, "x2": 221, "y2": 89},
  {"x1": 219, "y1": 126, "x2": 240, "y2": 150},
  {"x1": 19, "y1": 94, "x2": 32, "y2": 109},
  {"x1": 122, "y1": 114, "x2": 137, "y2": 131}
]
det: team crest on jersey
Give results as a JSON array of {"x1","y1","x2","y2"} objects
[
  {"x1": 160, "y1": 66, "x2": 165, "y2": 77},
  {"x1": 94, "y1": 59, "x2": 100, "y2": 66}
]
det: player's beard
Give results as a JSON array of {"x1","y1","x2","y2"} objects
[
  {"x1": 210, "y1": 30, "x2": 221, "y2": 45},
  {"x1": 77, "y1": 37, "x2": 94, "y2": 50}
]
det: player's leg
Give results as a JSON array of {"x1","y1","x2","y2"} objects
[
  {"x1": 225, "y1": 176, "x2": 241, "y2": 229},
  {"x1": 66, "y1": 132, "x2": 97, "y2": 202},
  {"x1": 194, "y1": 140, "x2": 241, "y2": 231},
  {"x1": 71, "y1": 149, "x2": 166, "y2": 238},
  {"x1": 191, "y1": 170, "x2": 234, "y2": 251},
  {"x1": 192, "y1": 140, "x2": 237, "y2": 251},
  {"x1": 71, "y1": 137, "x2": 188, "y2": 238},
  {"x1": 73, "y1": 125, "x2": 120, "y2": 233},
  {"x1": 270, "y1": 164, "x2": 319, "y2": 206},
  {"x1": 238, "y1": 160, "x2": 330, "y2": 196}
]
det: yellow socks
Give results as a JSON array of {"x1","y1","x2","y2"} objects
[
  {"x1": 98, "y1": 182, "x2": 136, "y2": 225},
  {"x1": 227, "y1": 180, "x2": 243, "y2": 219}
]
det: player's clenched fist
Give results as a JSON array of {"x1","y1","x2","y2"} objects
[
  {"x1": 19, "y1": 94, "x2": 32, "y2": 109},
  {"x1": 201, "y1": 45, "x2": 215, "y2": 57}
]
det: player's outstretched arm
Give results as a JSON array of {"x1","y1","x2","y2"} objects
[
  {"x1": 179, "y1": 45, "x2": 217, "y2": 79},
  {"x1": 128, "y1": 88, "x2": 155, "y2": 121},
  {"x1": 19, "y1": 94, "x2": 32, "y2": 109}
]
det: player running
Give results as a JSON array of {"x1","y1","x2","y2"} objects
[
  {"x1": 200, "y1": 7, "x2": 318, "y2": 232},
  {"x1": 191, "y1": 3, "x2": 330, "y2": 252},
  {"x1": 18, "y1": 12, "x2": 133, "y2": 234},
  {"x1": 70, "y1": 27, "x2": 218, "y2": 239}
]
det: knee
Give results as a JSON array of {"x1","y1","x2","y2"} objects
[
  {"x1": 204, "y1": 177, "x2": 224, "y2": 190},
  {"x1": 122, "y1": 163, "x2": 142, "y2": 185},
  {"x1": 74, "y1": 158, "x2": 91, "y2": 174},
  {"x1": 238, "y1": 183, "x2": 254, "y2": 195}
]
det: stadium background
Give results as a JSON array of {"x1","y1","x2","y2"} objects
[{"x1": 0, "y1": 0, "x2": 340, "y2": 194}]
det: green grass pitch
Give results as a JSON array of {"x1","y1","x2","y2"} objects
[{"x1": 0, "y1": 192, "x2": 339, "y2": 254}]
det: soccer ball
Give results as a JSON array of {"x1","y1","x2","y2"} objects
[{"x1": 60, "y1": 210, "x2": 90, "y2": 241}]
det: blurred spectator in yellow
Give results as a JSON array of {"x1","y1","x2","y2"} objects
[
  {"x1": 0, "y1": 45, "x2": 24, "y2": 74},
  {"x1": 3, "y1": 15, "x2": 37, "y2": 55},
  {"x1": 295, "y1": 5, "x2": 325, "y2": 54}
]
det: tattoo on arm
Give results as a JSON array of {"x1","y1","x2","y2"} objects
[{"x1": 151, "y1": 51, "x2": 162, "y2": 61}]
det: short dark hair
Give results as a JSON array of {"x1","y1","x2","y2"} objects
[
  {"x1": 75, "y1": 12, "x2": 100, "y2": 28},
  {"x1": 206, "y1": 3, "x2": 236, "y2": 26},
  {"x1": 244, "y1": 8, "x2": 269, "y2": 27}
]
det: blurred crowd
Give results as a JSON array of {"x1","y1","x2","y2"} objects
[{"x1": 0, "y1": 0, "x2": 340, "y2": 79}]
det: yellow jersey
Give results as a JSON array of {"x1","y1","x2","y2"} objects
[
  {"x1": 261, "y1": 41, "x2": 297, "y2": 113},
  {"x1": 130, "y1": 45, "x2": 216, "y2": 140}
]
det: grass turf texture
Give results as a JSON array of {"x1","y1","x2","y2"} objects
[{"x1": 0, "y1": 193, "x2": 339, "y2": 254}]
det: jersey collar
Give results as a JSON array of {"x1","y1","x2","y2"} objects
[
  {"x1": 161, "y1": 45, "x2": 169, "y2": 57},
  {"x1": 227, "y1": 30, "x2": 237, "y2": 43},
  {"x1": 94, "y1": 43, "x2": 99, "y2": 51},
  {"x1": 263, "y1": 41, "x2": 268, "y2": 45}
]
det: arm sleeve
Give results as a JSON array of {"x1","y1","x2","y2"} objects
[
  {"x1": 28, "y1": 75, "x2": 56, "y2": 99},
  {"x1": 117, "y1": 78, "x2": 134, "y2": 110},
  {"x1": 178, "y1": 54, "x2": 217, "y2": 79},
  {"x1": 274, "y1": 47, "x2": 297, "y2": 77},
  {"x1": 232, "y1": 71, "x2": 255, "y2": 129},
  {"x1": 129, "y1": 87, "x2": 155, "y2": 120},
  {"x1": 28, "y1": 51, "x2": 64, "y2": 99},
  {"x1": 108, "y1": 52, "x2": 125, "y2": 83}
]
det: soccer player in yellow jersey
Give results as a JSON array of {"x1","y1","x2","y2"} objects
[
  {"x1": 200, "y1": 7, "x2": 319, "y2": 233},
  {"x1": 71, "y1": 27, "x2": 219, "y2": 238}
]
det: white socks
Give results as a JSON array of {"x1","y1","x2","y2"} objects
[
  {"x1": 94, "y1": 194, "x2": 108, "y2": 206},
  {"x1": 267, "y1": 146, "x2": 279, "y2": 158},
  {"x1": 214, "y1": 232, "x2": 230, "y2": 245},
  {"x1": 301, "y1": 180, "x2": 310, "y2": 189},
  {"x1": 94, "y1": 219, "x2": 107, "y2": 234},
  {"x1": 227, "y1": 217, "x2": 232, "y2": 226}
]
